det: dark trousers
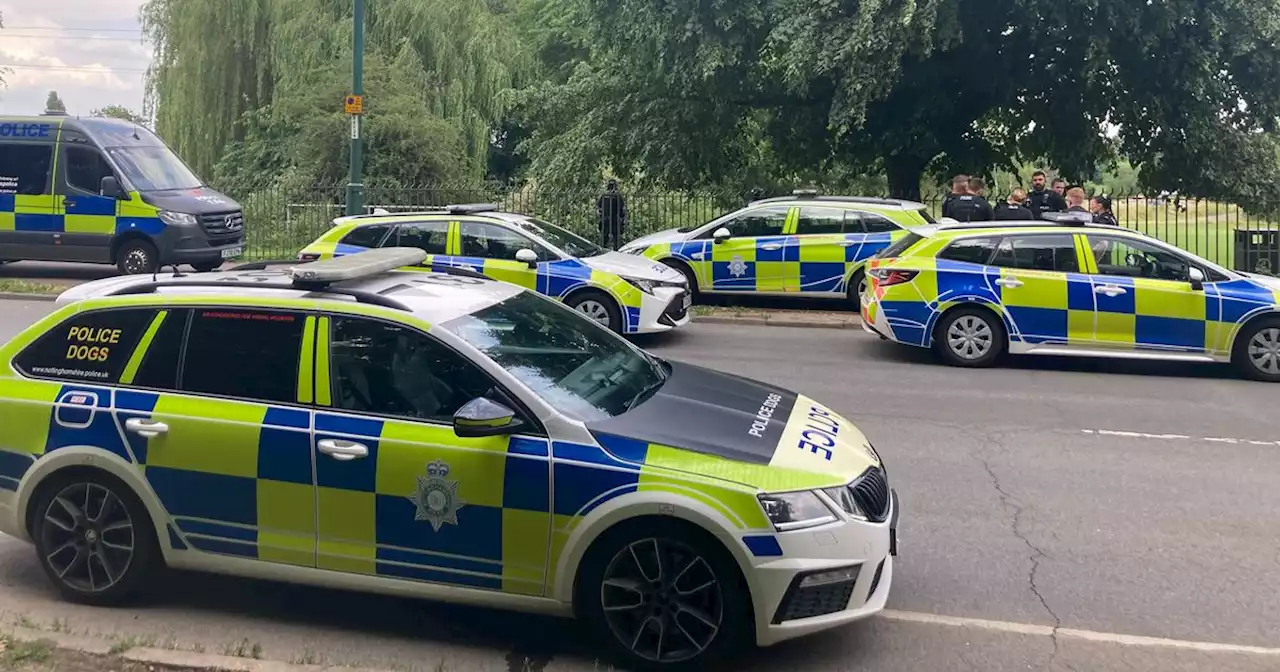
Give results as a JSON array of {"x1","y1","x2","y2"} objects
[{"x1": 600, "y1": 224, "x2": 622, "y2": 250}]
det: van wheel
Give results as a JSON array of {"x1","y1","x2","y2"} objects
[
  {"x1": 567, "y1": 290, "x2": 624, "y2": 333},
  {"x1": 30, "y1": 471, "x2": 160, "y2": 606},
  {"x1": 933, "y1": 306, "x2": 1006, "y2": 368},
  {"x1": 1233, "y1": 317, "x2": 1280, "y2": 382},
  {"x1": 116, "y1": 240, "x2": 158, "y2": 275},
  {"x1": 575, "y1": 520, "x2": 751, "y2": 671}
]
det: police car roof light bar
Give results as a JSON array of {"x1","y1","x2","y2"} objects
[
  {"x1": 793, "y1": 189, "x2": 820, "y2": 197},
  {"x1": 289, "y1": 247, "x2": 427, "y2": 287},
  {"x1": 445, "y1": 203, "x2": 500, "y2": 215},
  {"x1": 1041, "y1": 211, "x2": 1095, "y2": 225}
]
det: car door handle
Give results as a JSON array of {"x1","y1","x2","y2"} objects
[
  {"x1": 690, "y1": 253, "x2": 705, "y2": 260},
  {"x1": 124, "y1": 418, "x2": 168, "y2": 438},
  {"x1": 317, "y1": 439, "x2": 369, "y2": 461},
  {"x1": 837, "y1": 241, "x2": 858, "y2": 247},
  {"x1": 63, "y1": 200, "x2": 77, "y2": 208},
  {"x1": 760, "y1": 243, "x2": 783, "y2": 251},
  {"x1": 1095, "y1": 285, "x2": 1128, "y2": 297},
  {"x1": 995, "y1": 277, "x2": 1023, "y2": 288}
]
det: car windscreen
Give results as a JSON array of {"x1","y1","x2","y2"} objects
[
  {"x1": 106, "y1": 145, "x2": 202, "y2": 192},
  {"x1": 512, "y1": 217, "x2": 606, "y2": 258},
  {"x1": 440, "y1": 292, "x2": 669, "y2": 421}
]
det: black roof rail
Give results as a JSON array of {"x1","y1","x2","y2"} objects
[
  {"x1": 223, "y1": 259, "x2": 302, "y2": 272},
  {"x1": 105, "y1": 279, "x2": 413, "y2": 311}
]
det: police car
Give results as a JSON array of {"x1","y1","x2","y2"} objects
[
  {"x1": 0, "y1": 249, "x2": 897, "y2": 669},
  {"x1": 0, "y1": 113, "x2": 245, "y2": 274},
  {"x1": 619, "y1": 191, "x2": 933, "y2": 307},
  {"x1": 861, "y1": 212, "x2": 1280, "y2": 381},
  {"x1": 297, "y1": 205, "x2": 691, "y2": 335}
]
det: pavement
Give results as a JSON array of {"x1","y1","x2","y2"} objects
[{"x1": 0, "y1": 300, "x2": 1278, "y2": 672}]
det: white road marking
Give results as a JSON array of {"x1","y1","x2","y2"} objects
[
  {"x1": 1081, "y1": 429, "x2": 1280, "y2": 446},
  {"x1": 880, "y1": 610, "x2": 1280, "y2": 656}
]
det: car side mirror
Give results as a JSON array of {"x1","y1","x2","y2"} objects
[
  {"x1": 712, "y1": 227, "x2": 731, "y2": 244},
  {"x1": 1188, "y1": 266, "x2": 1205, "y2": 291},
  {"x1": 453, "y1": 397, "x2": 525, "y2": 438},
  {"x1": 515, "y1": 248, "x2": 539, "y2": 268},
  {"x1": 100, "y1": 176, "x2": 127, "y2": 200}
]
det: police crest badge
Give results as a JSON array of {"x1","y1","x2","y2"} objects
[
  {"x1": 728, "y1": 254, "x2": 748, "y2": 278},
  {"x1": 408, "y1": 460, "x2": 465, "y2": 532}
]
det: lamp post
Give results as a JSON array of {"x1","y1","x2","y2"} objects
[{"x1": 345, "y1": 0, "x2": 366, "y2": 216}]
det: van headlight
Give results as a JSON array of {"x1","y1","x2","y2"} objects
[
  {"x1": 758, "y1": 491, "x2": 838, "y2": 531},
  {"x1": 158, "y1": 210, "x2": 199, "y2": 227}
]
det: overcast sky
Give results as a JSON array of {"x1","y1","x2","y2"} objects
[{"x1": 0, "y1": 0, "x2": 150, "y2": 117}]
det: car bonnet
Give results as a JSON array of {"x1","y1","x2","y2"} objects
[
  {"x1": 585, "y1": 361, "x2": 881, "y2": 488},
  {"x1": 582, "y1": 251, "x2": 686, "y2": 283}
]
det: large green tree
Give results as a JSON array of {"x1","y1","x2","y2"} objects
[
  {"x1": 515, "y1": 0, "x2": 1280, "y2": 202},
  {"x1": 142, "y1": 0, "x2": 532, "y2": 185},
  {"x1": 92, "y1": 105, "x2": 147, "y2": 125},
  {"x1": 45, "y1": 90, "x2": 67, "y2": 114}
]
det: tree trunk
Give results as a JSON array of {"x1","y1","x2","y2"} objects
[{"x1": 884, "y1": 154, "x2": 928, "y2": 201}]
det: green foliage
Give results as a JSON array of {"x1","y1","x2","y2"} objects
[
  {"x1": 44, "y1": 91, "x2": 66, "y2": 114},
  {"x1": 514, "y1": 0, "x2": 1280, "y2": 201},
  {"x1": 91, "y1": 105, "x2": 146, "y2": 125},
  {"x1": 142, "y1": 0, "x2": 533, "y2": 186}
]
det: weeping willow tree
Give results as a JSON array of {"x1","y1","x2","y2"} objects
[{"x1": 141, "y1": 0, "x2": 532, "y2": 186}]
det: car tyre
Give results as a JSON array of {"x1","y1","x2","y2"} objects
[
  {"x1": 116, "y1": 240, "x2": 159, "y2": 275},
  {"x1": 661, "y1": 259, "x2": 700, "y2": 300},
  {"x1": 933, "y1": 306, "x2": 1005, "y2": 368},
  {"x1": 1232, "y1": 317, "x2": 1280, "y2": 382},
  {"x1": 29, "y1": 470, "x2": 161, "y2": 606},
  {"x1": 846, "y1": 269, "x2": 866, "y2": 312},
  {"x1": 567, "y1": 290, "x2": 624, "y2": 333},
  {"x1": 575, "y1": 519, "x2": 752, "y2": 672}
]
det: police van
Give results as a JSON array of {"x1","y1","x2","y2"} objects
[{"x1": 0, "y1": 113, "x2": 245, "y2": 274}]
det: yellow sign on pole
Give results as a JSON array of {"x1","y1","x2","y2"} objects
[{"x1": 344, "y1": 95, "x2": 364, "y2": 115}]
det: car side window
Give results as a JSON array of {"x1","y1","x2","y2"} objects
[
  {"x1": 130, "y1": 309, "x2": 190, "y2": 391},
  {"x1": 340, "y1": 224, "x2": 392, "y2": 249},
  {"x1": 795, "y1": 206, "x2": 847, "y2": 235},
  {"x1": 707, "y1": 206, "x2": 789, "y2": 238},
  {"x1": 856, "y1": 212, "x2": 902, "y2": 234},
  {"x1": 65, "y1": 147, "x2": 117, "y2": 195},
  {"x1": 392, "y1": 221, "x2": 449, "y2": 255},
  {"x1": 937, "y1": 237, "x2": 999, "y2": 265},
  {"x1": 990, "y1": 234, "x2": 1080, "y2": 273},
  {"x1": 458, "y1": 220, "x2": 550, "y2": 261},
  {"x1": 14, "y1": 308, "x2": 159, "y2": 384},
  {"x1": 0, "y1": 143, "x2": 54, "y2": 196},
  {"x1": 1086, "y1": 235, "x2": 1195, "y2": 282},
  {"x1": 180, "y1": 308, "x2": 306, "y2": 404},
  {"x1": 328, "y1": 316, "x2": 497, "y2": 423}
]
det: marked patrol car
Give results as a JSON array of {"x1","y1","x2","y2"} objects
[
  {"x1": 0, "y1": 113, "x2": 245, "y2": 275},
  {"x1": 619, "y1": 191, "x2": 934, "y2": 307},
  {"x1": 0, "y1": 249, "x2": 897, "y2": 669},
  {"x1": 296, "y1": 204, "x2": 691, "y2": 335},
  {"x1": 861, "y1": 212, "x2": 1280, "y2": 381}
]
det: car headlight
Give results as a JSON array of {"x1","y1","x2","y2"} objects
[
  {"x1": 822, "y1": 485, "x2": 866, "y2": 520},
  {"x1": 624, "y1": 277, "x2": 656, "y2": 293},
  {"x1": 158, "y1": 210, "x2": 199, "y2": 227},
  {"x1": 758, "y1": 491, "x2": 838, "y2": 531},
  {"x1": 620, "y1": 245, "x2": 647, "y2": 255}
]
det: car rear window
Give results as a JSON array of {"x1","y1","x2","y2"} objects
[
  {"x1": 876, "y1": 233, "x2": 923, "y2": 259},
  {"x1": 14, "y1": 308, "x2": 158, "y2": 384},
  {"x1": 340, "y1": 224, "x2": 392, "y2": 249},
  {"x1": 937, "y1": 237, "x2": 999, "y2": 265}
]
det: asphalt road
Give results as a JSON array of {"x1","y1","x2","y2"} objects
[{"x1": 0, "y1": 299, "x2": 1277, "y2": 672}]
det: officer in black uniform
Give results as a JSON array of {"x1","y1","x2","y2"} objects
[
  {"x1": 947, "y1": 177, "x2": 994, "y2": 222},
  {"x1": 941, "y1": 174, "x2": 969, "y2": 219},
  {"x1": 1026, "y1": 170, "x2": 1067, "y2": 218},
  {"x1": 596, "y1": 179, "x2": 628, "y2": 249},
  {"x1": 1091, "y1": 195, "x2": 1119, "y2": 226},
  {"x1": 995, "y1": 188, "x2": 1035, "y2": 220}
]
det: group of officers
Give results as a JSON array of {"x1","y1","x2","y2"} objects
[{"x1": 941, "y1": 171, "x2": 1120, "y2": 226}]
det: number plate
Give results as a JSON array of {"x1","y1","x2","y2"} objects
[
  {"x1": 221, "y1": 247, "x2": 243, "y2": 259},
  {"x1": 682, "y1": 293, "x2": 692, "y2": 310}
]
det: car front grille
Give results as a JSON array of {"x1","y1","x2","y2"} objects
[
  {"x1": 659, "y1": 291, "x2": 689, "y2": 325},
  {"x1": 201, "y1": 211, "x2": 245, "y2": 237},
  {"x1": 850, "y1": 466, "x2": 891, "y2": 523},
  {"x1": 772, "y1": 569, "x2": 860, "y2": 623}
]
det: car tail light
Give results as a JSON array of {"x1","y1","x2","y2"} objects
[
  {"x1": 297, "y1": 252, "x2": 321, "y2": 262},
  {"x1": 874, "y1": 269, "x2": 918, "y2": 286}
]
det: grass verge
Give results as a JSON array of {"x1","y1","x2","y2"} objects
[{"x1": 0, "y1": 280, "x2": 59, "y2": 295}]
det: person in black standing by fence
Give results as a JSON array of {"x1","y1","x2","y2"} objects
[
  {"x1": 1026, "y1": 171, "x2": 1067, "y2": 218},
  {"x1": 941, "y1": 175, "x2": 969, "y2": 219},
  {"x1": 1091, "y1": 195, "x2": 1119, "y2": 226},
  {"x1": 948, "y1": 177, "x2": 994, "y2": 222},
  {"x1": 597, "y1": 179, "x2": 628, "y2": 250},
  {"x1": 995, "y1": 188, "x2": 1035, "y2": 220}
]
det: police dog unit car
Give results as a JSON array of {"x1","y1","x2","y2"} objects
[
  {"x1": 298, "y1": 205, "x2": 691, "y2": 335},
  {"x1": 0, "y1": 249, "x2": 897, "y2": 669}
]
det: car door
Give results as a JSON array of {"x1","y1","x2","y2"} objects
[
  {"x1": 708, "y1": 205, "x2": 791, "y2": 292},
  {"x1": 384, "y1": 220, "x2": 449, "y2": 264},
  {"x1": 0, "y1": 138, "x2": 58, "y2": 260},
  {"x1": 1080, "y1": 233, "x2": 1212, "y2": 353},
  {"x1": 55, "y1": 144, "x2": 120, "y2": 263},
  {"x1": 447, "y1": 219, "x2": 555, "y2": 292},
  {"x1": 137, "y1": 307, "x2": 319, "y2": 567},
  {"x1": 987, "y1": 233, "x2": 1096, "y2": 346},
  {"x1": 794, "y1": 205, "x2": 852, "y2": 294},
  {"x1": 312, "y1": 314, "x2": 551, "y2": 595}
]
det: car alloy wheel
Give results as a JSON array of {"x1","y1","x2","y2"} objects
[
  {"x1": 946, "y1": 314, "x2": 994, "y2": 361},
  {"x1": 576, "y1": 299, "x2": 613, "y2": 327},
  {"x1": 40, "y1": 482, "x2": 136, "y2": 593},
  {"x1": 1247, "y1": 327, "x2": 1280, "y2": 376},
  {"x1": 600, "y1": 537, "x2": 724, "y2": 664}
]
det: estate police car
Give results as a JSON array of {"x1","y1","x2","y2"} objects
[
  {"x1": 0, "y1": 249, "x2": 897, "y2": 669},
  {"x1": 298, "y1": 205, "x2": 691, "y2": 335}
]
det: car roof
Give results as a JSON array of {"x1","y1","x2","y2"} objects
[
  {"x1": 56, "y1": 256, "x2": 525, "y2": 326},
  {"x1": 748, "y1": 195, "x2": 928, "y2": 211},
  {"x1": 331, "y1": 204, "x2": 530, "y2": 228},
  {"x1": 912, "y1": 220, "x2": 1145, "y2": 239}
]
